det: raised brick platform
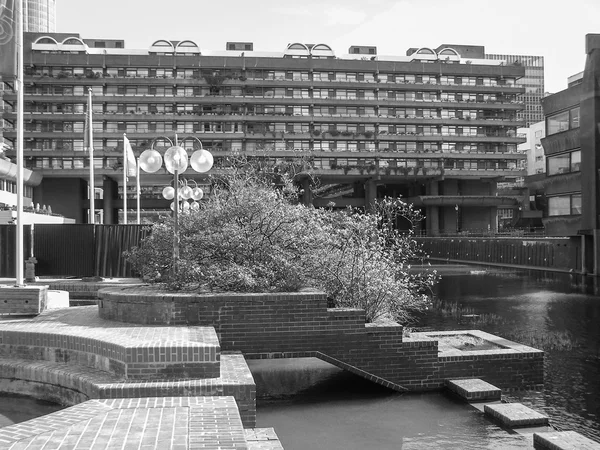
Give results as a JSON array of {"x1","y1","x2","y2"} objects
[
  {"x1": 0, "y1": 307, "x2": 220, "y2": 380},
  {"x1": 98, "y1": 287, "x2": 544, "y2": 392},
  {"x1": 533, "y1": 431, "x2": 600, "y2": 449},
  {"x1": 446, "y1": 378, "x2": 502, "y2": 402},
  {"x1": 0, "y1": 396, "x2": 276, "y2": 449},
  {"x1": 484, "y1": 403, "x2": 549, "y2": 428}
]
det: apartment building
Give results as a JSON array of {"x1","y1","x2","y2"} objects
[{"x1": 1, "y1": 33, "x2": 527, "y2": 232}]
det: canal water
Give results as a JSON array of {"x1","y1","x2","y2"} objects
[{"x1": 254, "y1": 267, "x2": 600, "y2": 449}]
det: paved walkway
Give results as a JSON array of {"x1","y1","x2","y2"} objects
[{"x1": 0, "y1": 396, "x2": 261, "y2": 449}]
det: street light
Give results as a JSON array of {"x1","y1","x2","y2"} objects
[{"x1": 138, "y1": 135, "x2": 213, "y2": 276}]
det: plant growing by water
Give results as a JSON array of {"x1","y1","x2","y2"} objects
[{"x1": 126, "y1": 156, "x2": 435, "y2": 323}]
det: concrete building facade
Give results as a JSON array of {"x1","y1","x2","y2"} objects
[{"x1": 1, "y1": 33, "x2": 527, "y2": 231}]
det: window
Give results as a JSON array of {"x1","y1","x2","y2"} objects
[
  {"x1": 547, "y1": 107, "x2": 579, "y2": 135},
  {"x1": 547, "y1": 149, "x2": 581, "y2": 175},
  {"x1": 548, "y1": 193, "x2": 581, "y2": 216}
]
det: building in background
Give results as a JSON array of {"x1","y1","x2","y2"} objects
[
  {"x1": 1, "y1": 33, "x2": 527, "y2": 233},
  {"x1": 519, "y1": 121, "x2": 546, "y2": 176},
  {"x1": 486, "y1": 53, "x2": 544, "y2": 126},
  {"x1": 24, "y1": 0, "x2": 56, "y2": 32}
]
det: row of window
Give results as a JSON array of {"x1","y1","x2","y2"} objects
[
  {"x1": 547, "y1": 193, "x2": 581, "y2": 216},
  {"x1": 547, "y1": 149, "x2": 581, "y2": 176},
  {"x1": 547, "y1": 107, "x2": 580, "y2": 135},
  {"x1": 24, "y1": 138, "x2": 518, "y2": 154},
  {"x1": 28, "y1": 67, "x2": 518, "y2": 86},
  {"x1": 22, "y1": 85, "x2": 520, "y2": 102},
  {"x1": 21, "y1": 102, "x2": 518, "y2": 121},
  {"x1": 0, "y1": 179, "x2": 34, "y2": 197},
  {"x1": 26, "y1": 155, "x2": 520, "y2": 172}
]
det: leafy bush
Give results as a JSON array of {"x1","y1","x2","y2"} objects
[{"x1": 126, "y1": 158, "x2": 435, "y2": 323}]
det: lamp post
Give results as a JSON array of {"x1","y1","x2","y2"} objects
[
  {"x1": 455, "y1": 204, "x2": 460, "y2": 234},
  {"x1": 138, "y1": 135, "x2": 213, "y2": 276}
]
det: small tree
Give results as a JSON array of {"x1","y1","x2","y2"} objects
[{"x1": 126, "y1": 158, "x2": 435, "y2": 323}]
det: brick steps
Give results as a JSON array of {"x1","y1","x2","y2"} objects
[
  {"x1": 446, "y1": 378, "x2": 502, "y2": 402},
  {"x1": 0, "y1": 396, "x2": 274, "y2": 450},
  {"x1": 0, "y1": 353, "x2": 257, "y2": 427},
  {"x1": 0, "y1": 307, "x2": 221, "y2": 380}
]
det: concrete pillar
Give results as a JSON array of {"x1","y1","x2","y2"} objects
[
  {"x1": 364, "y1": 179, "x2": 377, "y2": 213},
  {"x1": 301, "y1": 178, "x2": 313, "y2": 207},
  {"x1": 103, "y1": 177, "x2": 119, "y2": 225},
  {"x1": 426, "y1": 181, "x2": 440, "y2": 236}
]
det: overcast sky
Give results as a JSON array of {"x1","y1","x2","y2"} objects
[{"x1": 57, "y1": 0, "x2": 599, "y2": 94}]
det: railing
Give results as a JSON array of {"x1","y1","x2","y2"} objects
[{"x1": 417, "y1": 228, "x2": 547, "y2": 237}]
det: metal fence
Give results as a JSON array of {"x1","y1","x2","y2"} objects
[{"x1": 0, "y1": 224, "x2": 149, "y2": 278}]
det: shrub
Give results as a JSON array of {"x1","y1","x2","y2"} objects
[{"x1": 126, "y1": 158, "x2": 435, "y2": 323}]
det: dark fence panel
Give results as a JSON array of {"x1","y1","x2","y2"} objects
[
  {"x1": 95, "y1": 225, "x2": 149, "y2": 277},
  {"x1": 34, "y1": 224, "x2": 95, "y2": 277},
  {"x1": 416, "y1": 237, "x2": 581, "y2": 272},
  {"x1": 0, "y1": 225, "x2": 33, "y2": 277}
]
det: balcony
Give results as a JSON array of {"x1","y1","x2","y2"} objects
[{"x1": 407, "y1": 195, "x2": 519, "y2": 207}]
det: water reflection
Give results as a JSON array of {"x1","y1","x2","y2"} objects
[
  {"x1": 254, "y1": 359, "x2": 530, "y2": 450},
  {"x1": 0, "y1": 394, "x2": 64, "y2": 428},
  {"x1": 419, "y1": 268, "x2": 600, "y2": 441}
]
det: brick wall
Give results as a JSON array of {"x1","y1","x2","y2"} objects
[{"x1": 98, "y1": 288, "x2": 544, "y2": 391}]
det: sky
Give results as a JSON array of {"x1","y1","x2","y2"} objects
[{"x1": 56, "y1": 0, "x2": 600, "y2": 94}]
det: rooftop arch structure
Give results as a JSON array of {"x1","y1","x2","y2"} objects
[
  {"x1": 34, "y1": 36, "x2": 59, "y2": 45},
  {"x1": 438, "y1": 47, "x2": 461, "y2": 62},
  {"x1": 410, "y1": 47, "x2": 438, "y2": 62},
  {"x1": 175, "y1": 40, "x2": 200, "y2": 54},
  {"x1": 311, "y1": 43, "x2": 335, "y2": 58},
  {"x1": 149, "y1": 40, "x2": 175, "y2": 53},
  {"x1": 284, "y1": 42, "x2": 310, "y2": 58}
]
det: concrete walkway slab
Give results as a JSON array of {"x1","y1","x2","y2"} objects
[
  {"x1": 484, "y1": 403, "x2": 549, "y2": 428},
  {"x1": 534, "y1": 431, "x2": 600, "y2": 449},
  {"x1": 446, "y1": 378, "x2": 502, "y2": 402}
]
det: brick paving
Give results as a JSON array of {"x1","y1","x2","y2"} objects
[{"x1": 0, "y1": 397, "x2": 253, "y2": 449}]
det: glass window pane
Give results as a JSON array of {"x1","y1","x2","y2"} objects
[
  {"x1": 571, "y1": 150, "x2": 581, "y2": 172},
  {"x1": 547, "y1": 154, "x2": 570, "y2": 175},
  {"x1": 571, "y1": 194, "x2": 582, "y2": 215},
  {"x1": 570, "y1": 107, "x2": 580, "y2": 129},
  {"x1": 547, "y1": 111, "x2": 569, "y2": 135},
  {"x1": 548, "y1": 196, "x2": 571, "y2": 216}
]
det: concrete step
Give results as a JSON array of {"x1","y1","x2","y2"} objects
[
  {"x1": 446, "y1": 378, "x2": 502, "y2": 402},
  {"x1": 484, "y1": 402, "x2": 549, "y2": 428},
  {"x1": 533, "y1": 431, "x2": 600, "y2": 449}
]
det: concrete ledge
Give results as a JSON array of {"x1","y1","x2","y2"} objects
[
  {"x1": 446, "y1": 378, "x2": 501, "y2": 402},
  {"x1": 0, "y1": 285, "x2": 48, "y2": 315},
  {"x1": 533, "y1": 431, "x2": 600, "y2": 450},
  {"x1": 484, "y1": 403, "x2": 549, "y2": 428}
]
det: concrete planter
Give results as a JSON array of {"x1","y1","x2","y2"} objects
[{"x1": 0, "y1": 285, "x2": 48, "y2": 315}]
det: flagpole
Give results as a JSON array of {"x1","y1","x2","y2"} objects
[
  {"x1": 88, "y1": 88, "x2": 95, "y2": 224},
  {"x1": 123, "y1": 133, "x2": 127, "y2": 224},
  {"x1": 15, "y1": 0, "x2": 24, "y2": 286},
  {"x1": 136, "y1": 157, "x2": 140, "y2": 224}
]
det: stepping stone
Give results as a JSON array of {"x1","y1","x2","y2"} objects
[
  {"x1": 484, "y1": 403, "x2": 549, "y2": 428},
  {"x1": 446, "y1": 378, "x2": 501, "y2": 402},
  {"x1": 246, "y1": 428, "x2": 284, "y2": 450},
  {"x1": 534, "y1": 431, "x2": 600, "y2": 449}
]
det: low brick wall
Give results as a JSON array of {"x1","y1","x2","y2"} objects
[{"x1": 98, "y1": 288, "x2": 544, "y2": 391}]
